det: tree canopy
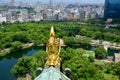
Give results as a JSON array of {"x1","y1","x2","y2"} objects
[
  {"x1": 94, "y1": 47, "x2": 107, "y2": 59},
  {"x1": 1, "y1": 20, "x2": 120, "y2": 51}
]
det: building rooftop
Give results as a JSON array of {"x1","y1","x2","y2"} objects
[
  {"x1": 35, "y1": 66, "x2": 70, "y2": 80},
  {"x1": 114, "y1": 53, "x2": 120, "y2": 63}
]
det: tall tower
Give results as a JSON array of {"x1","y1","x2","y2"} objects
[
  {"x1": 49, "y1": 0, "x2": 54, "y2": 20},
  {"x1": 49, "y1": 0, "x2": 54, "y2": 11},
  {"x1": 104, "y1": 0, "x2": 120, "y2": 19},
  {"x1": 104, "y1": 0, "x2": 109, "y2": 19},
  {"x1": 49, "y1": 0, "x2": 53, "y2": 6}
]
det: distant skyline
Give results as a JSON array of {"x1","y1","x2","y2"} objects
[{"x1": 0, "y1": 0, "x2": 105, "y2": 4}]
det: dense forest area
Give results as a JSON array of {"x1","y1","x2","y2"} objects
[
  {"x1": 0, "y1": 20, "x2": 120, "y2": 79},
  {"x1": 0, "y1": 21, "x2": 120, "y2": 51}
]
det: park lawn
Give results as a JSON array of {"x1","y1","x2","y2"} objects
[
  {"x1": 94, "y1": 60, "x2": 111, "y2": 66},
  {"x1": 86, "y1": 51, "x2": 95, "y2": 58}
]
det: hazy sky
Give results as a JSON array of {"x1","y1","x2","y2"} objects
[{"x1": 1, "y1": 0, "x2": 105, "y2": 4}]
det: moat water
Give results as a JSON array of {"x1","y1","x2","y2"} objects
[
  {"x1": 0, "y1": 46, "x2": 119, "y2": 80},
  {"x1": 0, "y1": 46, "x2": 45, "y2": 80}
]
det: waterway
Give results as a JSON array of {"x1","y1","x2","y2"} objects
[
  {"x1": 0, "y1": 46, "x2": 45, "y2": 80},
  {"x1": 0, "y1": 46, "x2": 119, "y2": 80}
]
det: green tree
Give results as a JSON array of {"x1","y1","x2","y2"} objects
[
  {"x1": 11, "y1": 56, "x2": 38, "y2": 77},
  {"x1": 63, "y1": 36, "x2": 75, "y2": 46},
  {"x1": 11, "y1": 51, "x2": 47, "y2": 78},
  {"x1": 10, "y1": 41, "x2": 22, "y2": 52},
  {"x1": 33, "y1": 51, "x2": 47, "y2": 68},
  {"x1": 93, "y1": 31, "x2": 103, "y2": 39},
  {"x1": 94, "y1": 47, "x2": 107, "y2": 59},
  {"x1": 79, "y1": 28, "x2": 87, "y2": 36},
  {"x1": 114, "y1": 62, "x2": 120, "y2": 80},
  {"x1": 12, "y1": 32, "x2": 30, "y2": 43},
  {"x1": 75, "y1": 48, "x2": 86, "y2": 57}
]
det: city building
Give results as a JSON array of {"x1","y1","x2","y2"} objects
[
  {"x1": 20, "y1": 9, "x2": 29, "y2": 22},
  {"x1": 34, "y1": 2, "x2": 45, "y2": 12},
  {"x1": 67, "y1": 13, "x2": 74, "y2": 20},
  {"x1": 54, "y1": 14, "x2": 59, "y2": 21},
  {"x1": 47, "y1": 9, "x2": 54, "y2": 20},
  {"x1": 10, "y1": 0, "x2": 15, "y2": 6},
  {"x1": 19, "y1": 1, "x2": 23, "y2": 7},
  {"x1": 0, "y1": 1, "x2": 105, "y2": 22},
  {"x1": 58, "y1": 12, "x2": 64, "y2": 21},
  {"x1": 34, "y1": 13, "x2": 43, "y2": 21},
  {"x1": 0, "y1": 14, "x2": 6, "y2": 23},
  {"x1": 104, "y1": 0, "x2": 120, "y2": 19},
  {"x1": 79, "y1": 11, "x2": 86, "y2": 19},
  {"x1": 28, "y1": 13, "x2": 36, "y2": 21},
  {"x1": 43, "y1": 12, "x2": 47, "y2": 21},
  {"x1": 88, "y1": 11, "x2": 97, "y2": 19},
  {"x1": 73, "y1": 9, "x2": 80, "y2": 19},
  {"x1": 3, "y1": 12, "x2": 12, "y2": 22},
  {"x1": 113, "y1": 53, "x2": 120, "y2": 63},
  {"x1": 96, "y1": 6, "x2": 104, "y2": 18}
]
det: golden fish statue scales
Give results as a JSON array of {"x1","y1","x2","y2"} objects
[{"x1": 45, "y1": 27, "x2": 61, "y2": 68}]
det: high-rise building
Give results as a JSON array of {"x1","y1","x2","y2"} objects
[
  {"x1": 49, "y1": 0, "x2": 55, "y2": 14},
  {"x1": 79, "y1": 11, "x2": 86, "y2": 19},
  {"x1": 34, "y1": 13, "x2": 43, "y2": 21},
  {"x1": 20, "y1": 9, "x2": 28, "y2": 22},
  {"x1": 104, "y1": 0, "x2": 120, "y2": 19},
  {"x1": 3, "y1": 12, "x2": 12, "y2": 22}
]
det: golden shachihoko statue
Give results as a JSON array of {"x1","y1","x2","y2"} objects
[{"x1": 45, "y1": 27, "x2": 61, "y2": 68}]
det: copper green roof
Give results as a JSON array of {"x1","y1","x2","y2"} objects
[{"x1": 34, "y1": 66, "x2": 71, "y2": 80}]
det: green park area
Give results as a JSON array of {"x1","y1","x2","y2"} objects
[
  {"x1": 1, "y1": 20, "x2": 120, "y2": 54},
  {"x1": 0, "y1": 20, "x2": 120, "y2": 80}
]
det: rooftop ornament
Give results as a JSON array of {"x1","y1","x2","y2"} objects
[{"x1": 34, "y1": 27, "x2": 71, "y2": 80}]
